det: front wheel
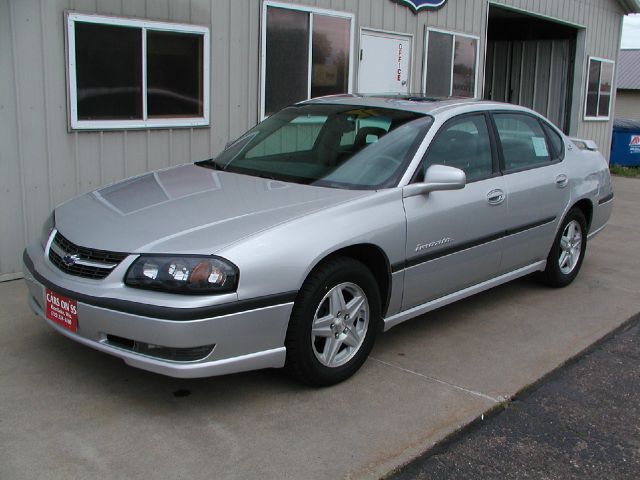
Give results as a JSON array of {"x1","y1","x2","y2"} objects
[
  {"x1": 541, "y1": 208, "x2": 587, "y2": 288},
  {"x1": 285, "y1": 257, "x2": 380, "y2": 386}
]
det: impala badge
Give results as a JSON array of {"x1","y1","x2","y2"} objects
[{"x1": 416, "y1": 237, "x2": 453, "y2": 252}]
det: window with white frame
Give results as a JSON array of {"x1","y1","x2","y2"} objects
[
  {"x1": 261, "y1": 2, "x2": 354, "y2": 118},
  {"x1": 66, "y1": 13, "x2": 209, "y2": 130},
  {"x1": 423, "y1": 29, "x2": 479, "y2": 98},
  {"x1": 584, "y1": 57, "x2": 614, "y2": 121}
]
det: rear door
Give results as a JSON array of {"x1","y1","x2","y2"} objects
[
  {"x1": 491, "y1": 112, "x2": 570, "y2": 274},
  {"x1": 401, "y1": 113, "x2": 506, "y2": 310}
]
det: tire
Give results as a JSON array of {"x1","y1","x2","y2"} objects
[
  {"x1": 285, "y1": 256, "x2": 381, "y2": 387},
  {"x1": 541, "y1": 208, "x2": 587, "y2": 288}
]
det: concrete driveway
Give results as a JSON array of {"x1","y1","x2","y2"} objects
[{"x1": 1, "y1": 176, "x2": 638, "y2": 480}]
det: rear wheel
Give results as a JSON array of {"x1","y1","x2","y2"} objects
[
  {"x1": 285, "y1": 257, "x2": 380, "y2": 386},
  {"x1": 541, "y1": 208, "x2": 587, "y2": 288}
]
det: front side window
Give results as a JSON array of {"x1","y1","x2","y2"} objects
[
  {"x1": 418, "y1": 114, "x2": 493, "y2": 183},
  {"x1": 584, "y1": 57, "x2": 614, "y2": 120},
  {"x1": 205, "y1": 105, "x2": 430, "y2": 189},
  {"x1": 66, "y1": 13, "x2": 209, "y2": 130},
  {"x1": 262, "y1": 3, "x2": 353, "y2": 118},
  {"x1": 424, "y1": 29, "x2": 478, "y2": 98},
  {"x1": 494, "y1": 113, "x2": 553, "y2": 171}
]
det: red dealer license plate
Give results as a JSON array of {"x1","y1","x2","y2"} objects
[{"x1": 45, "y1": 289, "x2": 78, "y2": 333}]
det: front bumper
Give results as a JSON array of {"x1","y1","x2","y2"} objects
[{"x1": 23, "y1": 246, "x2": 294, "y2": 378}]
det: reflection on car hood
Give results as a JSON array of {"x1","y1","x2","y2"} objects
[{"x1": 55, "y1": 164, "x2": 369, "y2": 254}]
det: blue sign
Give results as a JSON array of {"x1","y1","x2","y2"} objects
[{"x1": 394, "y1": 0, "x2": 448, "y2": 12}]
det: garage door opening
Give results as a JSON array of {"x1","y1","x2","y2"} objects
[{"x1": 484, "y1": 6, "x2": 579, "y2": 133}]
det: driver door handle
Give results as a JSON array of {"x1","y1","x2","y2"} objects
[
  {"x1": 555, "y1": 174, "x2": 568, "y2": 188},
  {"x1": 487, "y1": 189, "x2": 505, "y2": 205}
]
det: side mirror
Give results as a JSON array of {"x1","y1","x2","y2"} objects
[{"x1": 403, "y1": 164, "x2": 466, "y2": 198}]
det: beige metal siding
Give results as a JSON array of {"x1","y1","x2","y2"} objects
[
  {"x1": 490, "y1": 0, "x2": 624, "y2": 157},
  {"x1": 615, "y1": 90, "x2": 640, "y2": 119},
  {"x1": 0, "y1": 0, "x2": 262, "y2": 278},
  {"x1": 0, "y1": 0, "x2": 627, "y2": 278}
]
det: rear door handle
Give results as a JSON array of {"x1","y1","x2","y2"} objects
[
  {"x1": 555, "y1": 174, "x2": 568, "y2": 188},
  {"x1": 487, "y1": 189, "x2": 505, "y2": 205}
]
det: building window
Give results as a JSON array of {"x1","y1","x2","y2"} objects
[
  {"x1": 66, "y1": 13, "x2": 209, "y2": 130},
  {"x1": 260, "y1": 2, "x2": 354, "y2": 118},
  {"x1": 584, "y1": 57, "x2": 614, "y2": 121},
  {"x1": 423, "y1": 29, "x2": 479, "y2": 98}
]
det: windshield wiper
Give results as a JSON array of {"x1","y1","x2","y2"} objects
[{"x1": 195, "y1": 159, "x2": 224, "y2": 171}]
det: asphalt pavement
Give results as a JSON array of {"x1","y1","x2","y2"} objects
[{"x1": 389, "y1": 313, "x2": 640, "y2": 480}]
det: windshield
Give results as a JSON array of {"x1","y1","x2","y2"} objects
[{"x1": 202, "y1": 104, "x2": 432, "y2": 189}]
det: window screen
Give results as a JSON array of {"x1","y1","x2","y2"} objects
[
  {"x1": 311, "y1": 15, "x2": 350, "y2": 98},
  {"x1": 75, "y1": 22, "x2": 142, "y2": 120},
  {"x1": 264, "y1": 8, "x2": 310, "y2": 116},
  {"x1": 425, "y1": 31, "x2": 453, "y2": 97},
  {"x1": 452, "y1": 36, "x2": 477, "y2": 97},
  {"x1": 425, "y1": 30, "x2": 478, "y2": 98},
  {"x1": 147, "y1": 31, "x2": 203, "y2": 117},
  {"x1": 262, "y1": 5, "x2": 352, "y2": 118}
]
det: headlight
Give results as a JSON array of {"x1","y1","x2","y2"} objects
[
  {"x1": 40, "y1": 211, "x2": 55, "y2": 248},
  {"x1": 125, "y1": 255, "x2": 238, "y2": 294}
]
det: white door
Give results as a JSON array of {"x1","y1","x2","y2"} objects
[{"x1": 358, "y1": 31, "x2": 412, "y2": 94}]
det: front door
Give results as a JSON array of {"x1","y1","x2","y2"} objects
[
  {"x1": 358, "y1": 30, "x2": 411, "y2": 94},
  {"x1": 402, "y1": 114, "x2": 506, "y2": 310}
]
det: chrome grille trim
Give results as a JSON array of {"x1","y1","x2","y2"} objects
[{"x1": 48, "y1": 231, "x2": 128, "y2": 280}]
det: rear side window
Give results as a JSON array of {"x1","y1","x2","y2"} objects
[
  {"x1": 540, "y1": 121, "x2": 564, "y2": 161},
  {"x1": 494, "y1": 113, "x2": 553, "y2": 171},
  {"x1": 419, "y1": 114, "x2": 494, "y2": 183}
]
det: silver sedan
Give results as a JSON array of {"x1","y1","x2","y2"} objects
[{"x1": 23, "y1": 96, "x2": 613, "y2": 386}]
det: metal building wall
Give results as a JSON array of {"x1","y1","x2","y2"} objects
[
  {"x1": 0, "y1": 0, "x2": 261, "y2": 280},
  {"x1": 0, "y1": 0, "x2": 626, "y2": 279},
  {"x1": 489, "y1": 0, "x2": 625, "y2": 154},
  {"x1": 615, "y1": 90, "x2": 640, "y2": 119}
]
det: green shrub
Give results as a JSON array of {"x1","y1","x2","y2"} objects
[{"x1": 610, "y1": 165, "x2": 640, "y2": 177}]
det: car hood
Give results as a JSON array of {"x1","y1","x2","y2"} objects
[{"x1": 55, "y1": 164, "x2": 370, "y2": 254}]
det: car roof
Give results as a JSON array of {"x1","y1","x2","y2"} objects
[{"x1": 300, "y1": 94, "x2": 527, "y2": 117}]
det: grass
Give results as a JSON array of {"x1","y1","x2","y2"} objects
[{"x1": 610, "y1": 165, "x2": 640, "y2": 177}]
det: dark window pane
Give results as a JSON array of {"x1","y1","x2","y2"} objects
[
  {"x1": 311, "y1": 15, "x2": 350, "y2": 98},
  {"x1": 424, "y1": 115, "x2": 492, "y2": 182},
  {"x1": 452, "y1": 37, "x2": 477, "y2": 97},
  {"x1": 75, "y1": 22, "x2": 142, "y2": 120},
  {"x1": 541, "y1": 121, "x2": 564, "y2": 160},
  {"x1": 598, "y1": 61, "x2": 613, "y2": 117},
  {"x1": 494, "y1": 113, "x2": 552, "y2": 171},
  {"x1": 586, "y1": 60, "x2": 600, "y2": 117},
  {"x1": 425, "y1": 31, "x2": 453, "y2": 97},
  {"x1": 147, "y1": 31, "x2": 203, "y2": 117},
  {"x1": 265, "y1": 7, "x2": 309, "y2": 116}
]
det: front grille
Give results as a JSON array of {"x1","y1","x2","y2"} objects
[
  {"x1": 48, "y1": 231, "x2": 128, "y2": 279},
  {"x1": 106, "y1": 334, "x2": 215, "y2": 362}
]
